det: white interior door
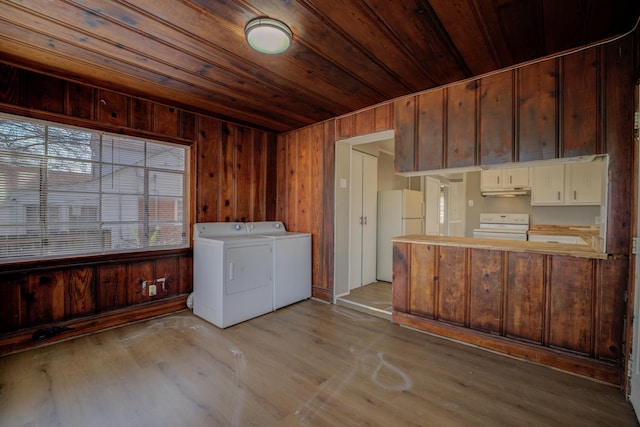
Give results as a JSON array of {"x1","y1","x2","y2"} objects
[
  {"x1": 349, "y1": 150, "x2": 364, "y2": 290},
  {"x1": 629, "y1": 85, "x2": 640, "y2": 420},
  {"x1": 361, "y1": 153, "x2": 378, "y2": 285}
]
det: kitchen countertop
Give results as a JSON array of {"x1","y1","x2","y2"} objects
[{"x1": 392, "y1": 234, "x2": 609, "y2": 259}]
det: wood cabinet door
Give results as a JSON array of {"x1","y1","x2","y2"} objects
[{"x1": 394, "y1": 97, "x2": 416, "y2": 173}]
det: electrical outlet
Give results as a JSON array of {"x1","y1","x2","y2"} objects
[{"x1": 149, "y1": 284, "x2": 157, "y2": 296}]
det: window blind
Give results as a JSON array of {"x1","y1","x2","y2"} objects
[{"x1": 0, "y1": 113, "x2": 188, "y2": 262}]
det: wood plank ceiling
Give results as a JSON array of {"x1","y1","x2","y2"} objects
[{"x1": 0, "y1": 0, "x2": 639, "y2": 133}]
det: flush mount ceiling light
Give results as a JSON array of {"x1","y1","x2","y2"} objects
[{"x1": 245, "y1": 17, "x2": 292, "y2": 54}]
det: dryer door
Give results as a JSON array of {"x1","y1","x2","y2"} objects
[{"x1": 224, "y1": 243, "x2": 272, "y2": 294}]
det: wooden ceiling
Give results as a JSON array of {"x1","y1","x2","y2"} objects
[{"x1": 1, "y1": 1, "x2": 639, "y2": 133}]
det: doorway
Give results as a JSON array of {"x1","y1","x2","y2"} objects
[{"x1": 333, "y1": 130, "x2": 408, "y2": 318}]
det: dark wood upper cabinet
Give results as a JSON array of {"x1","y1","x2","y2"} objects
[
  {"x1": 416, "y1": 90, "x2": 445, "y2": 171},
  {"x1": 479, "y1": 72, "x2": 514, "y2": 165},
  {"x1": 446, "y1": 81, "x2": 478, "y2": 168},
  {"x1": 394, "y1": 96, "x2": 417, "y2": 172}
]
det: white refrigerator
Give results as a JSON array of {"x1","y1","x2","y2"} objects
[{"x1": 376, "y1": 189, "x2": 424, "y2": 282}]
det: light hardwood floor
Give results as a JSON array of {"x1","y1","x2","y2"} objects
[
  {"x1": 336, "y1": 282, "x2": 392, "y2": 319},
  {"x1": 0, "y1": 300, "x2": 637, "y2": 427}
]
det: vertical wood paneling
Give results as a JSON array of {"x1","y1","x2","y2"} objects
[
  {"x1": 437, "y1": 246, "x2": 466, "y2": 325},
  {"x1": 196, "y1": 116, "x2": 221, "y2": 222},
  {"x1": 469, "y1": 249, "x2": 503, "y2": 333},
  {"x1": 265, "y1": 132, "x2": 278, "y2": 220},
  {"x1": 24, "y1": 72, "x2": 64, "y2": 114},
  {"x1": 66, "y1": 82, "x2": 94, "y2": 119},
  {"x1": 234, "y1": 126, "x2": 253, "y2": 222},
  {"x1": 130, "y1": 98, "x2": 153, "y2": 131},
  {"x1": 179, "y1": 111, "x2": 197, "y2": 141},
  {"x1": 603, "y1": 36, "x2": 634, "y2": 255},
  {"x1": 127, "y1": 261, "x2": 155, "y2": 305},
  {"x1": 517, "y1": 59, "x2": 558, "y2": 161},
  {"x1": 96, "y1": 90, "x2": 129, "y2": 127},
  {"x1": 416, "y1": 90, "x2": 444, "y2": 171},
  {"x1": 373, "y1": 103, "x2": 393, "y2": 132},
  {"x1": 506, "y1": 252, "x2": 544, "y2": 343},
  {"x1": 446, "y1": 81, "x2": 477, "y2": 168},
  {"x1": 22, "y1": 271, "x2": 65, "y2": 327},
  {"x1": 597, "y1": 257, "x2": 628, "y2": 361},
  {"x1": 354, "y1": 108, "x2": 374, "y2": 135},
  {"x1": 250, "y1": 130, "x2": 267, "y2": 221},
  {"x1": 178, "y1": 255, "x2": 193, "y2": 295},
  {"x1": 320, "y1": 120, "x2": 336, "y2": 295},
  {"x1": 220, "y1": 123, "x2": 235, "y2": 222},
  {"x1": 296, "y1": 126, "x2": 311, "y2": 231},
  {"x1": 0, "y1": 274, "x2": 22, "y2": 332},
  {"x1": 479, "y1": 72, "x2": 514, "y2": 165},
  {"x1": 276, "y1": 133, "x2": 289, "y2": 223},
  {"x1": 306, "y1": 125, "x2": 323, "y2": 286},
  {"x1": 549, "y1": 257, "x2": 593, "y2": 355},
  {"x1": 153, "y1": 105, "x2": 179, "y2": 137},
  {"x1": 96, "y1": 264, "x2": 128, "y2": 312},
  {"x1": 392, "y1": 242, "x2": 409, "y2": 313},
  {"x1": 155, "y1": 257, "x2": 179, "y2": 297},
  {"x1": 410, "y1": 244, "x2": 436, "y2": 318},
  {"x1": 394, "y1": 96, "x2": 416, "y2": 172},
  {"x1": 0, "y1": 64, "x2": 20, "y2": 105},
  {"x1": 65, "y1": 267, "x2": 95, "y2": 318},
  {"x1": 562, "y1": 47, "x2": 598, "y2": 157}
]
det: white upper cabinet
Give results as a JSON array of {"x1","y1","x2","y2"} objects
[
  {"x1": 531, "y1": 160, "x2": 604, "y2": 206},
  {"x1": 531, "y1": 164, "x2": 565, "y2": 205},
  {"x1": 480, "y1": 167, "x2": 529, "y2": 190},
  {"x1": 565, "y1": 162, "x2": 603, "y2": 205}
]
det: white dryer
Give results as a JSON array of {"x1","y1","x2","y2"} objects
[
  {"x1": 246, "y1": 221, "x2": 311, "y2": 310},
  {"x1": 193, "y1": 222, "x2": 273, "y2": 328}
]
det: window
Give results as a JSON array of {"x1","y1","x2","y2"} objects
[{"x1": 0, "y1": 113, "x2": 189, "y2": 262}]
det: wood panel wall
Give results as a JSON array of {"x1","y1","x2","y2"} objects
[
  {"x1": 393, "y1": 241, "x2": 628, "y2": 385},
  {"x1": 0, "y1": 64, "x2": 277, "y2": 354}
]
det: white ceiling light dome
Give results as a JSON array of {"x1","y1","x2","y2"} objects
[{"x1": 245, "y1": 18, "x2": 292, "y2": 54}]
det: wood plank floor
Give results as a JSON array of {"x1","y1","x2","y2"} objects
[
  {"x1": 336, "y1": 282, "x2": 392, "y2": 319},
  {"x1": 0, "y1": 300, "x2": 637, "y2": 426}
]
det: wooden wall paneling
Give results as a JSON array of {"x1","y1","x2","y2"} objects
[
  {"x1": 446, "y1": 81, "x2": 478, "y2": 168},
  {"x1": 22, "y1": 271, "x2": 65, "y2": 327},
  {"x1": 517, "y1": 59, "x2": 558, "y2": 161},
  {"x1": 436, "y1": 246, "x2": 466, "y2": 325},
  {"x1": 469, "y1": 249, "x2": 503, "y2": 333},
  {"x1": 265, "y1": 132, "x2": 278, "y2": 221},
  {"x1": 153, "y1": 105, "x2": 179, "y2": 137},
  {"x1": 66, "y1": 81, "x2": 94, "y2": 119},
  {"x1": 196, "y1": 116, "x2": 221, "y2": 222},
  {"x1": 130, "y1": 98, "x2": 153, "y2": 131},
  {"x1": 96, "y1": 90, "x2": 129, "y2": 127},
  {"x1": 65, "y1": 267, "x2": 95, "y2": 318},
  {"x1": 249, "y1": 130, "x2": 267, "y2": 221},
  {"x1": 506, "y1": 252, "x2": 544, "y2": 343},
  {"x1": 354, "y1": 108, "x2": 374, "y2": 136},
  {"x1": 23, "y1": 71, "x2": 65, "y2": 114},
  {"x1": 0, "y1": 274, "x2": 22, "y2": 332},
  {"x1": 479, "y1": 71, "x2": 514, "y2": 165},
  {"x1": 96, "y1": 263, "x2": 128, "y2": 312},
  {"x1": 220, "y1": 123, "x2": 236, "y2": 222},
  {"x1": 416, "y1": 90, "x2": 445, "y2": 171},
  {"x1": 335, "y1": 114, "x2": 355, "y2": 140},
  {"x1": 409, "y1": 244, "x2": 437, "y2": 318},
  {"x1": 276, "y1": 133, "x2": 289, "y2": 223},
  {"x1": 127, "y1": 260, "x2": 155, "y2": 305},
  {"x1": 179, "y1": 111, "x2": 197, "y2": 141},
  {"x1": 155, "y1": 256, "x2": 179, "y2": 298},
  {"x1": 233, "y1": 126, "x2": 253, "y2": 222},
  {"x1": 602, "y1": 35, "x2": 634, "y2": 255},
  {"x1": 0, "y1": 64, "x2": 20, "y2": 105},
  {"x1": 392, "y1": 242, "x2": 410, "y2": 313},
  {"x1": 178, "y1": 255, "x2": 193, "y2": 295},
  {"x1": 306, "y1": 125, "x2": 324, "y2": 290},
  {"x1": 561, "y1": 47, "x2": 599, "y2": 157},
  {"x1": 596, "y1": 257, "x2": 628, "y2": 362},
  {"x1": 393, "y1": 96, "x2": 416, "y2": 172},
  {"x1": 548, "y1": 256, "x2": 593, "y2": 355},
  {"x1": 285, "y1": 129, "x2": 300, "y2": 229},
  {"x1": 319, "y1": 120, "x2": 336, "y2": 299},
  {"x1": 373, "y1": 103, "x2": 393, "y2": 132}
]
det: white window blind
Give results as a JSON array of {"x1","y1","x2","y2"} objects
[{"x1": 0, "y1": 113, "x2": 188, "y2": 262}]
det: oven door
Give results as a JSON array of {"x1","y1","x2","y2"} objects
[{"x1": 472, "y1": 229, "x2": 528, "y2": 241}]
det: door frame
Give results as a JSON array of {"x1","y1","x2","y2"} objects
[
  {"x1": 628, "y1": 83, "x2": 639, "y2": 418},
  {"x1": 333, "y1": 130, "x2": 394, "y2": 302}
]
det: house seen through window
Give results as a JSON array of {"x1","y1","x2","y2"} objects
[{"x1": 0, "y1": 113, "x2": 189, "y2": 262}]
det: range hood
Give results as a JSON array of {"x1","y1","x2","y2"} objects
[{"x1": 481, "y1": 189, "x2": 531, "y2": 197}]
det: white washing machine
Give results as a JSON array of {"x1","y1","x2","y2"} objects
[
  {"x1": 246, "y1": 221, "x2": 311, "y2": 310},
  {"x1": 193, "y1": 222, "x2": 273, "y2": 328}
]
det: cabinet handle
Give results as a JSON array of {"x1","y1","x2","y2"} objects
[
  {"x1": 497, "y1": 176, "x2": 500, "y2": 185},
  {"x1": 509, "y1": 175, "x2": 512, "y2": 184},
  {"x1": 557, "y1": 191, "x2": 561, "y2": 201},
  {"x1": 359, "y1": 216, "x2": 363, "y2": 225},
  {"x1": 364, "y1": 216, "x2": 368, "y2": 225},
  {"x1": 574, "y1": 190, "x2": 577, "y2": 200}
]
